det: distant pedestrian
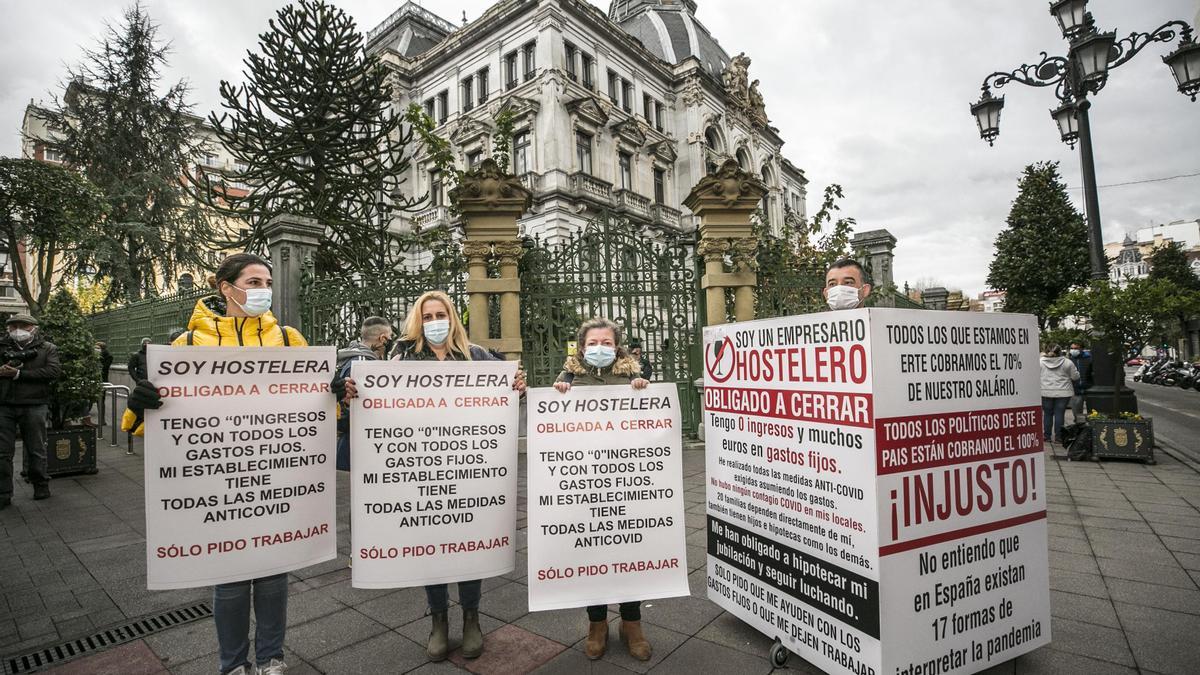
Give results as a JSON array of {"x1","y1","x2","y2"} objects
[
  {"x1": 0, "y1": 314, "x2": 62, "y2": 508},
  {"x1": 629, "y1": 343, "x2": 653, "y2": 381},
  {"x1": 127, "y1": 337, "x2": 151, "y2": 381},
  {"x1": 333, "y1": 316, "x2": 393, "y2": 471},
  {"x1": 1040, "y1": 344, "x2": 1079, "y2": 444},
  {"x1": 96, "y1": 341, "x2": 113, "y2": 383},
  {"x1": 1068, "y1": 341, "x2": 1093, "y2": 420}
]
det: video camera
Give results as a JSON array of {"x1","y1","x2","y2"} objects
[{"x1": 4, "y1": 348, "x2": 37, "y2": 369}]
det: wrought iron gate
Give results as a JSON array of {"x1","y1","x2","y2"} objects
[{"x1": 520, "y1": 213, "x2": 702, "y2": 434}]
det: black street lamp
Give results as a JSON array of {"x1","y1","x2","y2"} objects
[{"x1": 970, "y1": 1, "x2": 1198, "y2": 414}]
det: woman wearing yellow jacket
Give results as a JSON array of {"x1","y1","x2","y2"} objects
[{"x1": 123, "y1": 252, "x2": 306, "y2": 675}]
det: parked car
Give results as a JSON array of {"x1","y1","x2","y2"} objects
[{"x1": 1125, "y1": 357, "x2": 1144, "y2": 366}]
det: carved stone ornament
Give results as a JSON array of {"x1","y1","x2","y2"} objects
[
  {"x1": 647, "y1": 139, "x2": 678, "y2": 163},
  {"x1": 731, "y1": 237, "x2": 759, "y2": 270},
  {"x1": 722, "y1": 53, "x2": 751, "y2": 105},
  {"x1": 450, "y1": 118, "x2": 493, "y2": 146},
  {"x1": 565, "y1": 95, "x2": 609, "y2": 128},
  {"x1": 492, "y1": 240, "x2": 525, "y2": 265},
  {"x1": 496, "y1": 94, "x2": 541, "y2": 120},
  {"x1": 680, "y1": 75, "x2": 704, "y2": 108},
  {"x1": 610, "y1": 118, "x2": 647, "y2": 147},
  {"x1": 696, "y1": 238, "x2": 731, "y2": 261},
  {"x1": 450, "y1": 158, "x2": 533, "y2": 212},
  {"x1": 683, "y1": 159, "x2": 767, "y2": 211},
  {"x1": 461, "y1": 239, "x2": 492, "y2": 262}
]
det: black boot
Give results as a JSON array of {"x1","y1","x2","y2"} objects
[
  {"x1": 33, "y1": 484, "x2": 50, "y2": 500},
  {"x1": 427, "y1": 611, "x2": 449, "y2": 661}
]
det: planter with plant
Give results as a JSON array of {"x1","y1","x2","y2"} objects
[
  {"x1": 39, "y1": 289, "x2": 103, "y2": 476},
  {"x1": 1086, "y1": 410, "x2": 1155, "y2": 464}
]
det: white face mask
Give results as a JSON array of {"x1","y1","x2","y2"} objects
[
  {"x1": 584, "y1": 345, "x2": 617, "y2": 368},
  {"x1": 8, "y1": 329, "x2": 32, "y2": 344},
  {"x1": 423, "y1": 319, "x2": 450, "y2": 345},
  {"x1": 1069, "y1": 349, "x2": 1081, "y2": 357},
  {"x1": 826, "y1": 284, "x2": 861, "y2": 311},
  {"x1": 230, "y1": 286, "x2": 273, "y2": 316}
]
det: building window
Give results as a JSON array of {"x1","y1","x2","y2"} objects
[
  {"x1": 424, "y1": 97, "x2": 435, "y2": 119},
  {"x1": 505, "y1": 52, "x2": 518, "y2": 90},
  {"x1": 42, "y1": 147, "x2": 64, "y2": 163},
  {"x1": 430, "y1": 169, "x2": 443, "y2": 207},
  {"x1": 607, "y1": 70, "x2": 619, "y2": 103},
  {"x1": 643, "y1": 94, "x2": 653, "y2": 122},
  {"x1": 654, "y1": 102, "x2": 664, "y2": 132},
  {"x1": 522, "y1": 41, "x2": 536, "y2": 81},
  {"x1": 233, "y1": 160, "x2": 249, "y2": 173},
  {"x1": 564, "y1": 42, "x2": 578, "y2": 81},
  {"x1": 467, "y1": 151, "x2": 482, "y2": 168},
  {"x1": 618, "y1": 151, "x2": 632, "y2": 190},
  {"x1": 476, "y1": 67, "x2": 489, "y2": 104},
  {"x1": 461, "y1": 77, "x2": 474, "y2": 112},
  {"x1": 513, "y1": 132, "x2": 531, "y2": 175},
  {"x1": 581, "y1": 52, "x2": 595, "y2": 89},
  {"x1": 653, "y1": 168, "x2": 666, "y2": 204},
  {"x1": 575, "y1": 132, "x2": 592, "y2": 175},
  {"x1": 203, "y1": 153, "x2": 221, "y2": 167},
  {"x1": 621, "y1": 79, "x2": 633, "y2": 113},
  {"x1": 437, "y1": 91, "x2": 449, "y2": 124}
]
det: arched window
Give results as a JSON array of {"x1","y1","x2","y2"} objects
[
  {"x1": 760, "y1": 165, "x2": 775, "y2": 216},
  {"x1": 704, "y1": 127, "x2": 723, "y2": 153},
  {"x1": 736, "y1": 147, "x2": 752, "y2": 171}
]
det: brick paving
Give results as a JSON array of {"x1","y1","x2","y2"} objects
[{"x1": 2, "y1": 435, "x2": 1200, "y2": 674}]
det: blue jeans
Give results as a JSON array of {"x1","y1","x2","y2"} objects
[
  {"x1": 1042, "y1": 397, "x2": 1069, "y2": 441},
  {"x1": 425, "y1": 580, "x2": 481, "y2": 612},
  {"x1": 214, "y1": 573, "x2": 288, "y2": 674}
]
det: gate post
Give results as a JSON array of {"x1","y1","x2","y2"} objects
[
  {"x1": 683, "y1": 160, "x2": 767, "y2": 325},
  {"x1": 264, "y1": 213, "x2": 324, "y2": 331},
  {"x1": 452, "y1": 159, "x2": 533, "y2": 359}
]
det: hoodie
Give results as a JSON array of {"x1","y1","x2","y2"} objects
[{"x1": 1040, "y1": 355, "x2": 1079, "y2": 398}]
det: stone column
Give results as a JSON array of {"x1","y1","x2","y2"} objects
[
  {"x1": 851, "y1": 229, "x2": 897, "y2": 308},
  {"x1": 683, "y1": 159, "x2": 766, "y2": 325},
  {"x1": 451, "y1": 159, "x2": 533, "y2": 359},
  {"x1": 263, "y1": 213, "x2": 324, "y2": 331}
]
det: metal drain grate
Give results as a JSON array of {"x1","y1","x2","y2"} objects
[{"x1": 4, "y1": 602, "x2": 212, "y2": 674}]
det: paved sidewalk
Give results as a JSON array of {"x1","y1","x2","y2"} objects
[{"x1": 2, "y1": 437, "x2": 1200, "y2": 674}]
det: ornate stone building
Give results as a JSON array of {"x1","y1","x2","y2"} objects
[{"x1": 368, "y1": 0, "x2": 808, "y2": 239}]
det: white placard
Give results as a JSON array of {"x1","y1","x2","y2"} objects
[
  {"x1": 703, "y1": 309, "x2": 1049, "y2": 675},
  {"x1": 144, "y1": 345, "x2": 337, "y2": 590},
  {"x1": 350, "y1": 360, "x2": 519, "y2": 588},
  {"x1": 526, "y1": 383, "x2": 689, "y2": 612}
]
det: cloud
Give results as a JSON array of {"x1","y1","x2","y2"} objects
[{"x1": 2, "y1": 0, "x2": 1196, "y2": 296}]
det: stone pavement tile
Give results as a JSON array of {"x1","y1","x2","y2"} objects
[
  {"x1": 1048, "y1": 590, "x2": 1120, "y2": 629},
  {"x1": 1174, "y1": 551, "x2": 1200, "y2": 571},
  {"x1": 1080, "y1": 515, "x2": 1152, "y2": 534},
  {"x1": 1045, "y1": 616, "x2": 1135, "y2": 667},
  {"x1": 398, "y1": 609, "x2": 505, "y2": 650},
  {"x1": 16, "y1": 614, "x2": 55, "y2": 641},
  {"x1": 573, "y1": 617, "x2": 689, "y2": 674},
  {"x1": 406, "y1": 660, "x2": 473, "y2": 674},
  {"x1": 1148, "y1": 521, "x2": 1200, "y2": 540},
  {"x1": 285, "y1": 586, "x2": 347, "y2": 626},
  {"x1": 313, "y1": 629, "x2": 428, "y2": 674},
  {"x1": 1047, "y1": 569, "x2": 1110, "y2": 599},
  {"x1": 44, "y1": 639, "x2": 167, "y2": 675},
  {"x1": 284, "y1": 607, "x2": 388, "y2": 661},
  {"x1": 295, "y1": 565, "x2": 352, "y2": 589},
  {"x1": 1113, "y1": 602, "x2": 1200, "y2": 675},
  {"x1": 639, "y1": 593, "x2": 723, "y2": 637},
  {"x1": 144, "y1": 618, "x2": 219, "y2": 667},
  {"x1": 52, "y1": 615, "x2": 95, "y2": 639},
  {"x1": 350, "y1": 585, "x2": 429, "y2": 629},
  {"x1": 321, "y1": 578, "x2": 400, "y2": 607},
  {"x1": 655, "y1": 636, "x2": 773, "y2": 675},
  {"x1": 692, "y1": 611, "x2": 772, "y2": 658},
  {"x1": 512, "y1": 606, "x2": 593, "y2": 646},
  {"x1": 1104, "y1": 577, "x2": 1200, "y2": 615},
  {"x1": 477, "y1": 579, "x2": 530, "y2": 623},
  {"x1": 1088, "y1": 538, "x2": 1178, "y2": 566},
  {"x1": 531, "y1": 646, "x2": 637, "y2": 674},
  {"x1": 1046, "y1": 535, "x2": 1092, "y2": 555},
  {"x1": 1047, "y1": 549, "x2": 1100, "y2": 575},
  {"x1": 503, "y1": 552, "x2": 528, "y2": 585},
  {"x1": 685, "y1": 545, "x2": 705, "y2": 572},
  {"x1": 1046, "y1": 523, "x2": 1087, "y2": 541},
  {"x1": 1096, "y1": 556, "x2": 1198, "y2": 589},
  {"x1": 1131, "y1": 501, "x2": 1199, "y2": 516},
  {"x1": 68, "y1": 530, "x2": 145, "y2": 555},
  {"x1": 1161, "y1": 535, "x2": 1200, "y2": 555},
  {"x1": 1191, "y1": 570, "x2": 1200, "y2": 587},
  {"x1": 446, "y1": 624, "x2": 565, "y2": 675},
  {"x1": 1014, "y1": 645, "x2": 1139, "y2": 674}
]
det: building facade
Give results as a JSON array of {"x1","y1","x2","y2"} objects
[
  {"x1": 367, "y1": 0, "x2": 808, "y2": 239},
  {"x1": 1104, "y1": 219, "x2": 1200, "y2": 287}
]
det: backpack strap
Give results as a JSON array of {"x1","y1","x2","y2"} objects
[
  {"x1": 280, "y1": 325, "x2": 291, "y2": 347},
  {"x1": 186, "y1": 331, "x2": 195, "y2": 346}
]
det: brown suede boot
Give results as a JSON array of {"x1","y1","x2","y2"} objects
[
  {"x1": 584, "y1": 620, "x2": 609, "y2": 660},
  {"x1": 620, "y1": 620, "x2": 652, "y2": 661}
]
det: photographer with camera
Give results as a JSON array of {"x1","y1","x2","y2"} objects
[{"x1": 0, "y1": 314, "x2": 61, "y2": 508}]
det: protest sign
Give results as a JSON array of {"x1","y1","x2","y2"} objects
[
  {"x1": 526, "y1": 383, "x2": 689, "y2": 612},
  {"x1": 704, "y1": 309, "x2": 1049, "y2": 674},
  {"x1": 144, "y1": 345, "x2": 337, "y2": 590},
  {"x1": 350, "y1": 360, "x2": 519, "y2": 588}
]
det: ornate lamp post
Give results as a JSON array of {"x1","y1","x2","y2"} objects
[{"x1": 970, "y1": 1, "x2": 1198, "y2": 414}]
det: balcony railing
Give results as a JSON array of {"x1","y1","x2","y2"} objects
[
  {"x1": 569, "y1": 172, "x2": 613, "y2": 204},
  {"x1": 518, "y1": 171, "x2": 541, "y2": 193},
  {"x1": 614, "y1": 189, "x2": 651, "y2": 218},
  {"x1": 412, "y1": 205, "x2": 451, "y2": 229},
  {"x1": 651, "y1": 203, "x2": 683, "y2": 229}
]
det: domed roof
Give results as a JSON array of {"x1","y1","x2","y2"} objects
[{"x1": 610, "y1": 1, "x2": 731, "y2": 79}]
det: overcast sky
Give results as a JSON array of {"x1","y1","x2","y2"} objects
[{"x1": 2, "y1": 0, "x2": 1198, "y2": 295}]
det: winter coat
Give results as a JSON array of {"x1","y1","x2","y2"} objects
[
  {"x1": 1069, "y1": 352, "x2": 1093, "y2": 394},
  {"x1": 121, "y1": 296, "x2": 307, "y2": 435},
  {"x1": 99, "y1": 347, "x2": 113, "y2": 380},
  {"x1": 335, "y1": 340, "x2": 381, "y2": 434},
  {"x1": 554, "y1": 354, "x2": 641, "y2": 387},
  {"x1": 0, "y1": 333, "x2": 61, "y2": 406},
  {"x1": 1039, "y1": 355, "x2": 1079, "y2": 398},
  {"x1": 128, "y1": 347, "x2": 148, "y2": 381},
  {"x1": 391, "y1": 339, "x2": 499, "y2": 363}
]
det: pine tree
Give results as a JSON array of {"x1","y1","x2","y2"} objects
[
  {"x1": 37, "y1": 3, "x2": 216, "y2": 303},
  {"x1": 987, "y1": 161, "x2": 1091, "y2": 329},
  {"x1": 39, "y1": 289, "x2": 102, "y2": 428},
  {"x1": 1146, "y1": 241, "x2": 1200, "y2": 292},
  {"x1": 196, "y1": 0, "x2": 422, "y2": 274}
]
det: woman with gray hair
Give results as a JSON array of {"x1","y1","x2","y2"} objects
[{"x1": 553, "y1": 317, "x2": 653, "y2": 661}]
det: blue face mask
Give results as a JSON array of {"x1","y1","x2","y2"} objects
[
  {"x1": 423, "y1": 319, "x2": 450, "y2": 345},
  {"x1": 584, "y1": 345, "x2": 616, "y2": 368}
]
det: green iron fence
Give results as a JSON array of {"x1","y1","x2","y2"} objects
[
  {"x1": 86, "y1": 287, "x2": 210, "y2": 360},
  {"x1": 520, "y1": 212, "x2": 703, "y2": 435}
]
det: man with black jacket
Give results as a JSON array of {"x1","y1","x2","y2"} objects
[
  {"x1": 128, "y1": 337, "x2": 151, "y2": 382},
  {"x1": 0, "y1": 314, "x2": 62, "y2": 507}
]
